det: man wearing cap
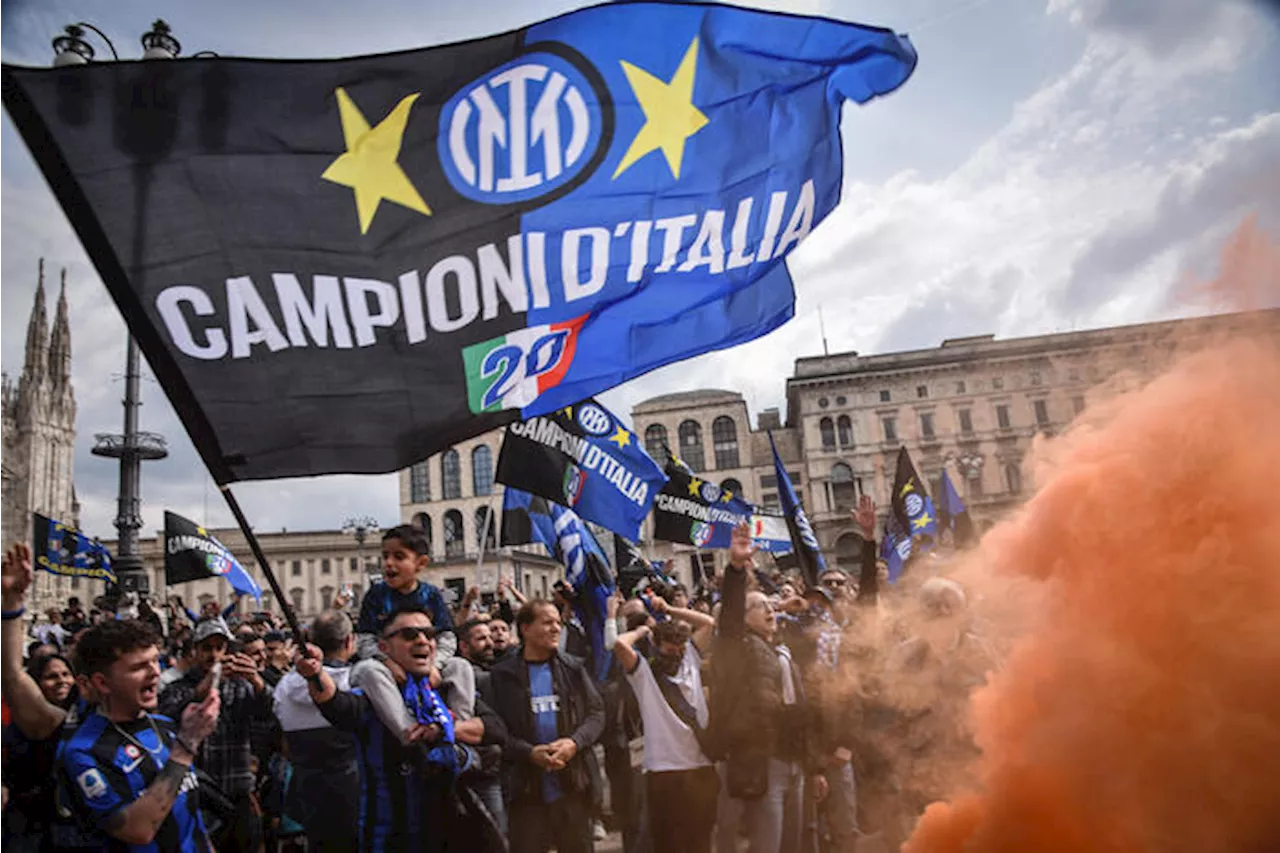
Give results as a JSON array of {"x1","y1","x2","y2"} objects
[{"x1": 160, "y1": 616, "x2": 275, "y2": 852}]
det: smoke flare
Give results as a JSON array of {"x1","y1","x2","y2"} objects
[{"x1": 903, "y1": 223, "x2": 1280, "y2": 852}]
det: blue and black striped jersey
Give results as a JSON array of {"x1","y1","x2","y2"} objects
[{"x1": 58, "y1": 711, "x2": 210, "y2": 853}]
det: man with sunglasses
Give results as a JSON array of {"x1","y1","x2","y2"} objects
[{"x1": 296, "y1": 604, "x2": 462, "y2": 853}]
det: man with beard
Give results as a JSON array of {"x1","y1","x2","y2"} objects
[
  {"x1": 160, "y1": 617, "x2": 275, "y2": 852},
  {"x1": 488, "y1": 618, "x2": 517, "y2": 663}
]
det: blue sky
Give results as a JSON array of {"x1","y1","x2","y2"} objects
[{"x1": 3, "y1": 0, "x2": 1278, "y2": 540}]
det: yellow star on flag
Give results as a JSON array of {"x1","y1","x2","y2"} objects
[
  {"x1": 613, "y1": 38, "x2": 709, "y2": 181},
  {"x1": 608, "y1": 426, "x2": 632, "y2": 449},
  {"x1": 687, "y1": 476, "x2": 704, "y2": 497},
  {"x1": 899, "y1": 480, "x2": 915, "y2": 498},
  {"x1": 322, "y1": 87, "x2": 431, "y2": 234},
  {"x1": 560, "y1": 406, "x2": 575, "y2": 419},
  {"x1": 911, "y1": 512, "x2": 933, "y2": 531},
  {"x1": 721, "y1": 490, "x2": 735, "y2": 503}
]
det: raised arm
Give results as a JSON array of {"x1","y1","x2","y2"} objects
[
  {"x1": 71, "y1": 692, "x2": 221, "y2": 845},
  {"x1": 647, "y1": 594, "x2": 715, "y2": 652},
  {"x1": 613, "y1": 625, "x2": 652, "y2": 675},
  {"x1": 717, "y1": 523, "x2": 755, "y2": 640},
  {"x1": 2, "y1": 543, "x2": 67, "y2": 740},
  {"x1": 853, "y1": 496, "x2": 880, "y2": 606}
]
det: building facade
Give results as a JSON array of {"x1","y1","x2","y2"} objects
[
  {"x1": 2, "y1": 262, "x2": 79, "y2": 614},
  {"x1": 396, "y1": 310, "x2": 1278, "y2": 589},
  {"x1": 788, "y1": 309, "x2": 1279, "y2": 564}
]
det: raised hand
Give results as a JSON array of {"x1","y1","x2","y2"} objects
[
  {"x1": 728, "y1": 522, "x2": 757, "y2": 570},
  {"x1": 179, "y1": 688, "x2": 221, "y2": 747},
  {"x1": 293, "y1": 644, "x2": 324, "y2": 680},
  {"x1": 853, "y1": 495, "x2": 877, "y2": 540},
  {"x1": 1, "y1": 543, "x2": 33, "y2": 610}
]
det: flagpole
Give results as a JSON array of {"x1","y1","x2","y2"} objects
[{"x1": 217, "y1": 484, "x2": 307, "y2": 644}]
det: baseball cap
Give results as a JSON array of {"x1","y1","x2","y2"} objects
[{"x1": 193, "y1": 617, "x2": 234, "y2": 646}]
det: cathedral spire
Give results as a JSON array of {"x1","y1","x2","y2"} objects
[
  {"x1": 23, "y1": 259, "x2": 49, "y2": 379},
  {"x1": 49, "y1": 268, "x2": 72, "y2": 386}
]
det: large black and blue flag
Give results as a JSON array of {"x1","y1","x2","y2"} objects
[
  {"x1": 2, "y1": 4, "x2": 915, "y2": 485},
  {"x1": 501, "y1": 488, "x2": 615, "y2": 681},
  {"x1": 32, "y1": 513, "x2": 115, "y2": 583},
  {"x1": 652, "y1": 459, "x2": 753, "y2": 548},
  {"x1": 769, "y1": 431, "x2": 827, "y2": 587},
  {"x1": 881, "y1": 513, "x2": 913, "y2": 583},
  {"x1": 495, "y1": 398, "x2": 666, "y2": 540}
]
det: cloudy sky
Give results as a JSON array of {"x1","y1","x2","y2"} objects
[{"x1": 2, "y1": 0, "x2": 1277, "y2": 542}]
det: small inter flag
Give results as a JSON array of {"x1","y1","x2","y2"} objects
[
  {"x1": 891, "y1": 447, "x2": 937, "y2": 540},
  {"x1": 937, "y1": 468, "x2": 976, "y2": 547}
]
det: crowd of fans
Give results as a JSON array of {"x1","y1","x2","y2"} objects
[{"x1": 2, "y1": 496, "x2": 984, "y2": 853}]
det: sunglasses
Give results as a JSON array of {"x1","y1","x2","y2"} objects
[
  {"x1": 822, "y1": 578, "x2": 847, "y2": 588},
  {"x1": 383, "y1": 626, "x2": 436, "y2": 642}
]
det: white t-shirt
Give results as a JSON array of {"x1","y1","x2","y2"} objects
[{"x1": 625, "y1": 643, "x2": 712, "y2": 774}]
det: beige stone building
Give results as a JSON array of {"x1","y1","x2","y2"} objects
[
  {"x1": 115, "y1": 523, "x2": 561, "y2": 622},
  {"x1": 787, "y1": 308, "x2": 1279, "y2": 565}
]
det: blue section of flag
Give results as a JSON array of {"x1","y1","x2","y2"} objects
[
  {"x1": 769, "y1": 432, "x2": 827, "y2": 580},
  {"x1": 513, "y1": 4, "x2": 915, "y2": 415},
  {"x1": 502, "y1": 488, "x2": 615, "y2": 681},
  {"x1": 881, "y1": 515, "x2": 912, "y2": 584},
  {"x1": 938, "y1": 469, "x2": 967, "y2": 527}
]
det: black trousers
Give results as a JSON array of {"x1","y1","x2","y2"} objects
[
  {"x1": 509, "y1": 791, "x2": 594, "y2": 853},
  {"x1": 645, "y1": 766, "x2": 720, "y2": 853},
  {"x1": 212, "y1": 791, "x2": 263, "y2": 853}
]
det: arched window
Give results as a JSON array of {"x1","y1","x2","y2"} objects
[
  {"x1": 837, "y1": 415, "x2": 853, "y2": 447},
  {"x1": 472, "y1": 445, "x2": 494, "y2": 496},
  {"x1": 409, "y1": 461, "x2": 431, "y2": 503},
  {"x1": 720, "y1": 478, "x2": 743, "y2": 499},
  {"x1": 443, "y1": 509, "x2": 465, "y2": 557},
  {"x1": 441, "y1": 448, "x2": 461, "y2": 499},
  {"x1": 712, "y1": 416, "x2": 740, "y2": 469},
  {"x1": 474, "y1": 506, "x2": 496, "y2": 549},
  {"x1": 1005, "y1": 463, "x2": 1022, "y2": 495},
  {"x1": 678, "y1": 420, "x2": 705, "y2": 472},
  {"x1": 835, "y1": 533, "x2": 862, "y2": 572},
  {"x1": 819, "y1": 417, "x2": 836, "y2": 449},
  {"x1": 644, "y1": 424, "x2": 669, "y2": 466},
  {"x1": 289, "y1": 588, "x2": 305, "y2": 614},
  {"x1": 320, "y1": 586, "x2": 334, "y2": 611},
  {"x1": 831, "y1": 462, "x2": 857, "y2": 511},
  {"x1": 412, "y1": 512, "x2": 433, "y2": 558}
]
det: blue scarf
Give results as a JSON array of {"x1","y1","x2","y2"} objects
[{"x1": 401, "y1": 674, "x2": 458, "y2": 776}]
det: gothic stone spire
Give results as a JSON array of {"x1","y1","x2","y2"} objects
[
  {"x1": 23, "y1": 259, "x2": 48, "y2": 379},
  {"x1": 49, "y1": 268, "x2": 72, "y2": 386}
]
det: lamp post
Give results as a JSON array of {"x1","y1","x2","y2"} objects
[
  {"x1": 957, "y1": 451, "x2": 985, "y2": 502},
  {"x1": 342, "y1": 516, "x2": 381, "y2": 586},
  {"x1": 55, "y1": 20, "x2": 200, "y2": 600}
]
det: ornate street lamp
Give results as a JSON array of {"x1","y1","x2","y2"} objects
[{"x1": 342, "y1": 516, "x2": 382, "y2": 583}]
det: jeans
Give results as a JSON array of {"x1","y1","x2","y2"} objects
[
  {"x1": 646, "y1": 765, "x2": 719, "y2": 853},
  {"x1": 510, "y1": 791, "x2": 595, "y2": 853},
  {"x1": 716, "y1": 759, "x2": 803, "y2": 853},
  {"x1": 472, "y1": 774, "x2": 509, "y2": 836}
]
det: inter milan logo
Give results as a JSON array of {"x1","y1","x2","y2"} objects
[
  {"x1": 439, "y1": 48, "x2": 609, "y2": 205},
  {"x1": 904, "y1": 493, "x2": 924, "y2": 517},
  {"x1": 576, "y1": 403, "x2": 612, "y2": 436},
  {"x1": 700, "y1": 482, "x2": 722, "y2": 503}
]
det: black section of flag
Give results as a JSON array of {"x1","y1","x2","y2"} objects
[{"x1": 3, "y1": 33, "x2": 534, "y2": 484}]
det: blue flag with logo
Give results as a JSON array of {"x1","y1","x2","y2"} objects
[
  {"x1": 3, "y1": 4, "x2": 916, "y2": 486},
  {"x1": 881, "y1": 514, "x2": 913, "y2": 583},
  {"x1": 164, "y1": 511, "x2": 263, "y2": 600},
  {"x1": 495, "y1": 399, "x2": 667, "y2": 540},
  {"x1": 32, "y1": 513, "x2": 116, "y2": 583},
  {"x1": 501, "y1": 488, "x2": 615, "y2": 680},
  {"x1": 937, "y1": 468, "x2": 977, "y2": 546},
  {"x1": 769, "y1": 431, "x2": 827, "y2": 586}
]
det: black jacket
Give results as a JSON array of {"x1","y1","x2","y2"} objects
[{"x1": 489, "y1": 650, "x2": 605, "y2": 805}]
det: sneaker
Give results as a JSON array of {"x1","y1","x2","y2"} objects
[{"x1": 593, "y1": 820, "x2": 607, "y2": 841}]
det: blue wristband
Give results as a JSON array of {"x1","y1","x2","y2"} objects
[{"x1": 1, "y1": 607, "x2": 26, "y2": 621}]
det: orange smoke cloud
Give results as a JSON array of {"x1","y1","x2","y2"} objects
[{"x1": 904, "y1": 224, "x2": 1280, "y2": 852}]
